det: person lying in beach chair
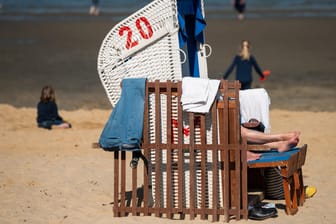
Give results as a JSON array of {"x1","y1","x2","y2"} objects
[
  {"x1": 182, "y1": 77, "x2": 300, "y2": 162},
  {"x1": 235, "y1": 85, "x2": 315, "y2": 216},
  {"x1": 242, "y1": 126, "x2": 300, "y2": 161}
]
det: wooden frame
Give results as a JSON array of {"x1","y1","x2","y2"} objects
[{"x1": 111, "y1": 80, "x2": 248, "y2": 222}]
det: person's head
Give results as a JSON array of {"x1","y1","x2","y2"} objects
[
  {"x1": 40, "y1": 85, "x2": 56, "y2": 103},
  {"x1": 239, "y1": 40, "x2": 250, "y2": 60}
]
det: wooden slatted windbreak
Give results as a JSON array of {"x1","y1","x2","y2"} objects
[{"x1": 112, "y1": 80, "x2": 248, "y2": 222}]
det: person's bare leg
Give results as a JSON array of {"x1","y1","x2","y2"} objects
[
  {"x1": 247, "y1": 151, "x2": 261, "y2": 162},
  {"x1": 241, "y1": 126, "x2": 300, "y2": 144},
  {"x1": 54, "y1": 123, "x2": 71, "y2": 129},
  {"x1": 263, "y1": 135, "x2": 299, "y2": 152}
]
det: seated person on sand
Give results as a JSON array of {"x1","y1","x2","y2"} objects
[
  {"x1": 36, "y1": 85, "x2": 72, "y2": 130},
  {"x1": 242, "y1": 126, "x2": 301, "y2": 161}
]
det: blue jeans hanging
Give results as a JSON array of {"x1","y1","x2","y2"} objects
[{"x1": 99, "y1": 78, "x2": 146, "y2": 151}]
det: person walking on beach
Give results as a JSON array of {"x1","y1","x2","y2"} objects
[
  {"x1": 232, "y1": 0, "x2": 246, "y2": 20},
  {"x1": 223, "y1": 40, "x2": 270, "y2": 90},
  {"x1": 37, "y1": 85, "x2": 71, "y2": 130},
  {"x1": 89, "y1": 0, "x2": 100, "y2": 16}
]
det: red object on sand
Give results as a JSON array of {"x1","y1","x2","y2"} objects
[{"x1": 260, "y1": 76, "x2": 266, "y2": 81}]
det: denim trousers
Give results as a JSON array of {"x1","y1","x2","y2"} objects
[
  {"x1": 38, "y1": 119, "x2": 64, "y2": 130},
  {"x1": 99, "y1": 78, "x2": 146, "y2": 151}
]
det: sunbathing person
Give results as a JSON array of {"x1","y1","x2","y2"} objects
[{"x1": 242, "y1": 126, "x2": 301, "y2": 161}]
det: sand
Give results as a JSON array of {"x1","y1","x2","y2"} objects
[{"x1": 0, "y1": 14, "x2": 336, "y2": 224}]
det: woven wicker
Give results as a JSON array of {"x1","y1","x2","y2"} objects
[{"x1": 97, "y1": 0, "x2": 182, "y2": 107}]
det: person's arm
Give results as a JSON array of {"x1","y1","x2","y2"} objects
[
  {"x1": 223, "y1": 56, "x2": 238, "y2": 79},
  {"x1": 250, "y1": 55, "x2": 264, "y2": 78},
  {"x1": 51, "y1": 102, "x2": 63, "y2": 121},
  {"x1": 37, "y1": 102, "x2": 45, "y2": 123}
]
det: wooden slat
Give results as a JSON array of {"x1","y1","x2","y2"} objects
[
  {"x1": 120, "y1": 151, "x2": 126, "y2": 216},
  {"x1": 221, "y1": 80, "x2": 230, "y2": 222},
  {"x1": 132, "y1": 158, "x2": 137, "y2": 216},
  {"x1": 176, "y1": 81, "x2": 183, "y2": 216},
  {"x1": 211, "y1": 101, "x2": 219, "y2": 222},
  {"x1": 154, "y1": 80, "x2": 161, "y2": 217},
  {"x1": 233, "y1": 81, "x2": 241, "y2": 220},
  {"x1": 188, "y1": 112, "x2": 196, "y2": 219},
  {"x1": 166, "y1": 81, "x2": 173, "y2": 219},
  {"x1": 200, "y1": 114, "x2": 207, "y2": 220},
  {"x1": 143, "y1": 81, "x2": 150, "y2": 216},
  {"x1": 113, "y1": 151, "x2": 119, "y2": 216}
]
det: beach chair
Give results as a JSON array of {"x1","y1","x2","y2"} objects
[
  {"x1": 96, "y1": 0, "x2": 308, "y2": 220},
  {"x1": 247, "y1": 144, "x2": 308, "y2": 215}
]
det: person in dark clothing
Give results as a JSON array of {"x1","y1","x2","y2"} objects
[
  {"x1": 37, "y1": 85, "x2": 71, "y2": 130},
  {"x1": 233, "y1": 0, "x2": 246, "y2": 20},
  {"x1": 223, "y1": 40, "x2": 269, "y2": 90}
]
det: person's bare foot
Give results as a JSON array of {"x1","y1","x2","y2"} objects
[
  {"x1": 277, "y1": 136, "x2": 299, "y2": 152},
  {"x1": 247, "y1": 151, "x2": 261, "y2": 162},
  {"x1": 282, "y1": 131, "x2": 301, "y2": 141},
  {"x1": 55, "y1": 123, "x2": 71, "y2": 129}
]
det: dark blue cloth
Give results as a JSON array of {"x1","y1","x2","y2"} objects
[
  {"x1": 92, "y1": 0, "x2": 99, "y2": 6},
  {"x1": 234, "y1": 0, "x2": 246, "y2": 13},
  {"x1": 99, "y1": 78, "x2": 146, "y2": 151},
  {"x1": 177, "y1": 0, "x2": 206, "y2": 78},
  {"x1": 223, "y1": 55, "x2": 264, "y2": 90}
]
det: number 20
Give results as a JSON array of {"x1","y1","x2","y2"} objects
[{"x1": 118, "y1": 17, "x2": 153, "y2": 50}]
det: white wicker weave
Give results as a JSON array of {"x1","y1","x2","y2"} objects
[{"x1": 97, "y1": 0, "x2": 182, "y2": 107}]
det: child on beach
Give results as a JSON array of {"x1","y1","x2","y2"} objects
[
  {"x1": 223, "y1": 40, "x2": 270, "y2": 90},
  {"x1": 36, "y1": 85, "x2": 71, "y2": 130}
]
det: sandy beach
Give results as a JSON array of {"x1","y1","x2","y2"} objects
[{"x1": 1, "y1": 12, "x2": 336, "y2": 224}]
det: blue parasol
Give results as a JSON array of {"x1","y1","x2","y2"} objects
[{"x1": 177, "y1": 0, "x2": 206, "y2": 78}]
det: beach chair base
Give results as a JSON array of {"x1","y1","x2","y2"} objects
[{"x1": 247, "y1": 144, "x2": 307, "y2": 215}]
